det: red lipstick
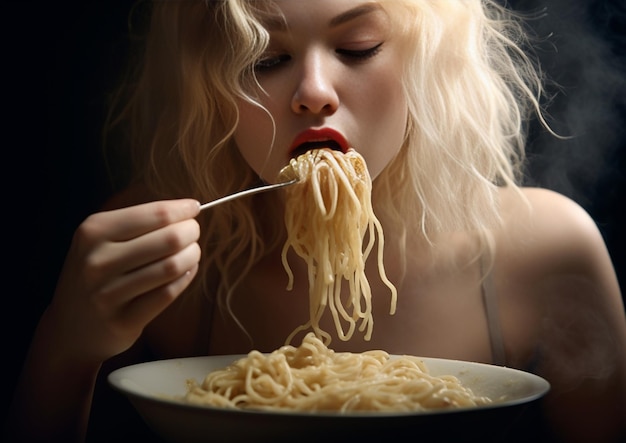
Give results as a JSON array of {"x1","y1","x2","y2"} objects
[{"x1": 289, "y1": 128, "x2": 349, "y2": 155}]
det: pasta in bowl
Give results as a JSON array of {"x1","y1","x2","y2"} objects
[
  {"x1": 183, "y1": 333, "x2": 492, "y2": 412},
  {"x1": 108, "y1": 335, "x2": 549, "y2": 443}
]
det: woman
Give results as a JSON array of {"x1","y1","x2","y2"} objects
[{"x1": 8, "y1": 1, "x2": 626, "y2": 442}]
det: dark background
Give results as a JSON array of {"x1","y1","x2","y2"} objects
[{"x1": 3, "y1": 0, "x2": 625, "y2": 426}]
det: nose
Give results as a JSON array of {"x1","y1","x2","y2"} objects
[{"x1": 291, "y1": 51, "x2": 339, "y2": 115}]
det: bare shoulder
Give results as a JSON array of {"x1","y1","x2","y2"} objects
[
  {"x1": 494, "y1": 186, "x2": 623, "y2": 318},
  {"x1": 497, "y1": 186, "x2": 618, "y2": 283},
  {"x1": 502, "y1": 186, "x2": 601, "y2": 248}
]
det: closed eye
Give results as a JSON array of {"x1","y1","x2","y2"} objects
[
  {"x1": 255, "y1": 54, "x2": 291, "y2": 72},
  {"x1": 336, "y1": 43, "x2": 383, "y2": 61}
]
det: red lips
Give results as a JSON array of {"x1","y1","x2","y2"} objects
[{"x1": 289, "y1": 128, "x2": 349, "y2": 154}]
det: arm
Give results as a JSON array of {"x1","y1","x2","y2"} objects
[
  {"x1": 6, "y1": 198, "x2": 201, "y2": 442},
  {"x1": 498, "y1": 188, "x2": 626, "y2": 443}
]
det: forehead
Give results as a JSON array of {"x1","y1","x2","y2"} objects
[{"x1": 256, "y1": 0, "x2": 389, "y2": 32}]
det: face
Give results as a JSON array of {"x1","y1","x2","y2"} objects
[{"x1": 234, "y1": 0, "x2": 408, "y2": 183}]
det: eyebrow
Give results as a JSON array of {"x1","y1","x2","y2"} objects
[{"x1": 263, "y1": 2, "x2": 384, "y2": 31}]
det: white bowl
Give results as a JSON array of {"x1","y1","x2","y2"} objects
[{"x1": 109, "y1": 355, "x2": 550, "y2": 442}]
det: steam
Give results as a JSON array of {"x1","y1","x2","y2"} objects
[
  {"x1": 511, "y1": 0, "x2": 626, "y2": 207},
  {"x1": 539, "y1": 275, "x2": 619, "y2": 390}
]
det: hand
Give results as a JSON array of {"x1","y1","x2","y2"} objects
[{"x1": 45, "y1": 199, "x2": 201, "y2": 363}]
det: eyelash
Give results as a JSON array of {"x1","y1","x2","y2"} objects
[
  {"x1": 255, "y1": 54, "x2": 291, "y2": 72},
  {"x1": 336, "y1": 42, "x2": 383, "y2": 61},
  {"x1": 255, "y1": 43, "x2": 383, "y2": 72}
]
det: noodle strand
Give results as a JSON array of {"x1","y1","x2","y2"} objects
[{"x1": 278, "y1": 149, "x2": 397, "y2": 344}]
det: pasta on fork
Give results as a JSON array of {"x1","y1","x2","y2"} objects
[{"x1": 278, "y1": 149, "x2": 397, "y2": 345}]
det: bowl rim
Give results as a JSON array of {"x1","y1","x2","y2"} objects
[{"x1": 108, "y1": 354, "x2": 551, "y2": 418}]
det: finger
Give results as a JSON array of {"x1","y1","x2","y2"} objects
[
  {"x1": 90, "y1": 218, "x2": 201, "y2": 278},
  {"x1": 118, "y1": 263, "x2": 200, "y2": 328},
  {"x1": 80, "y1": 199, "x2": 200, "y2": 243},
  {"x1": 96, "y1": 242, "x2": 202, "y2": 308}
]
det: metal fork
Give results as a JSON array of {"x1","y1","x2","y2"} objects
[{"x1": 199, "y1": 178, "x2": 298, "y2": 211}]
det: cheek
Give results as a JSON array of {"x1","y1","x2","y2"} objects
[
  {"x1": 233, "y1": 102, "x2": 275, "y2": 178},
  {"x1": 360, "y1": 79, "x2": 408, "y2": 179}
]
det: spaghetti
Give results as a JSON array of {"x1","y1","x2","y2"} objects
[
  {"x1": 184, "y1": 152, "x2": 490, "y2": 412},
  {"x1": 277, "y1": 148, "x2": 397, "y2": 344},
  {"x1": 184, "y1": 333, "x2": 492, "y2": 412}
]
